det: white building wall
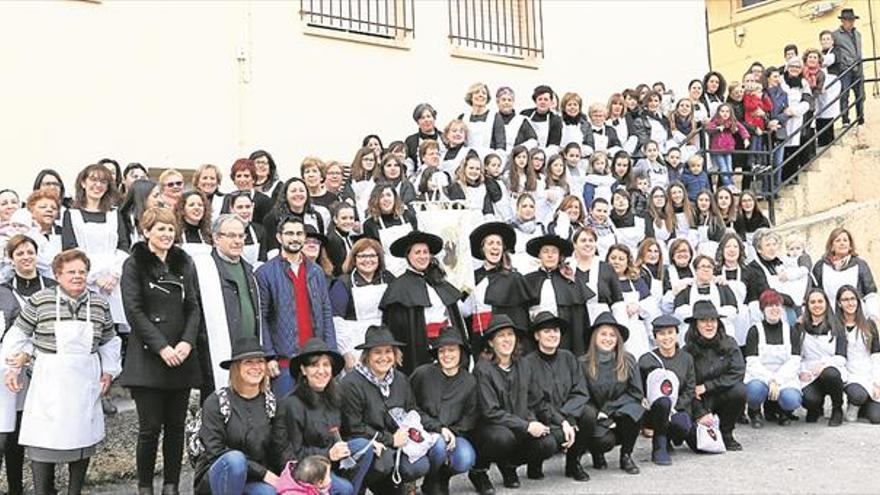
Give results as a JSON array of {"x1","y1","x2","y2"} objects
[{"x1": 0, "y1": 0, "x2": 708, "y2": 194}]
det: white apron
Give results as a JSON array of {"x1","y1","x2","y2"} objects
[
  {"x1": 530, "y1": 277, "x2": 558, "y2": 319},
  {"x1": 0, "y1": 311, "x2": 16, "y2": 432},
  {"x1": 464, "y1": 184, "x2": 489, "y2": 214},
  {"x1": 615, "y1": 217, "x2": 645, "y2": 257},
  {"x1": 620, "y1": 285, "x2": 651, "y2": 359},
  {"x1": 36, "y1": 233, "x2": 63, "y2": 280},
  {"x1": 674, "y1": 282, "x2": 725, "y2": 344},
  {"x1": 744, "y1": 319, "x2": 800, "y2": 390},
  {"x1": 69, "y1": 210, "x2": 127, "y2": 326},
  {"x1": 561, "y1": 122, "x2": 585, "y2": 149},
  {"x1": 800, "y1": 332, "x2": 846, "y2": 388},
  {"x1": 756, "y1": 259, "x2": 809, "y2": 309},
  {"x1": 821, "y1": 263, "x2": 859, "y2": 313},
  {"x1": 378, "y1": 218, "x2": 413, "y2": 277},
  {"x1": 241, "y1": 225, "x2": 261, "y2": 268},
  {"x1": 334, "y1": 274, "x2": 386, "y2": 361},
  {"x1": 696, "y1": 225, "x2": 719, "y2": 259},
  {"x1": 582, "y1": 258, "x2": 609, "y2": 325},
  {"x1": 722, "y1": 267, "x2": 752, "y2": 346},
  {"x1": 465, "y1": 110, "x2": 496, "y2": 159},
  {"x1": 511, "y1": 228, "x2": 541, "y2": 275},
  {"x1": 845, "y1": 327, "x2": 878, "y2": 394},
  {"x1": 351, "y1": 180, "x2": 375, "y2": 222},
  {"x1": 595, "y1": 229, "x2": 617, "y2": 261},
  {"x1": 192, "y1": 253, "x2": 232, "y2": 390},
  {"x1": 19, "y1": 293, "x2": 104, "y2": 450},
  {"x1": 529, "y1": 116, "x2": 550, "y2": 150}
]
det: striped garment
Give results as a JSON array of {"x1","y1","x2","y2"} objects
[{"x1": 14, "y1": 286, "x2": 116, "y2": 354}]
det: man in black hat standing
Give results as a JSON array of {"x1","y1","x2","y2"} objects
[
  {"x1": 522, "y1": 312, "x2": 594, "y2": 482},
  {"x1": 379, "y1": 230, "x2": 466, "y2": 374},
  {"x1": 833, "y1": 8, "x2": 864, "y2": 125}
]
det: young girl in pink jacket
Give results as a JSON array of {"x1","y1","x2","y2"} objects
[{"x1": 705, "y1": 103, "x2": 750, "y2": 187}]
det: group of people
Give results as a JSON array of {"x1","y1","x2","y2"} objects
[{"x1": 0, "y1": 9, "x2": 874, "y2": 495}]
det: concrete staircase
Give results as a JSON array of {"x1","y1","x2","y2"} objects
[{"x1": 771, "y1": 97, "x2": 880, "y2": 271}]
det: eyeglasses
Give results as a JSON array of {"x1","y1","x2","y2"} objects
[
  {"x1": 61, "y1": 269, "x2": 88, "y2": 277},
  {"x1": 218, "y1": 232, "x2": 246, "y2": 240},
  {"x1": 356, "y1": 253, "x2": 379, "y2": 260},
  {"x1": 42, "y1": 182, "x2": 61, "y2": 188},
  {"x1": 165, "y1": 181, "x2": 184, "y2": 188}
]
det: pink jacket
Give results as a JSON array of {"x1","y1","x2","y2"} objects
[
  {"x1": 278, "y1": 479, "x2": 324, "y2": 495},
  {"x1": 705, "y1": 118, "x2": 750, "y2": 152}
]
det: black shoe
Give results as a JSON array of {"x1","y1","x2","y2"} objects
[
  {"x1": 737, "y1": 411, "x2": 750, "y2": 425},
  {"x1": 722, "y1": 433, "x2": 743, "y2": 451},
  {"x1": 619, "y1": 453, "x2": 640, "y2": 474},
  {"x1": 748, "y1": 409, "x2": 765, "y2": 429},
  {"x1": 651, "y1": 436, "x2": 672, "y2": 466},
  {"x1": 468, "y1": 469, "x2": 495, "y2": 495},
  {"x1": 102, "y1": 397, "x2": 118, "y2": 415},
  {"x1": 421, "y1": 474, "x2": 441, "y2": 495},
  {"x1": 526, "y1": 461, "x2": 544, "y2": 480},
  {"x1": 778, "y1": 414, "x2": 792, "y2": 426},
  {"x1": 499, "y1": 465, "x2": 520, "y2": 489},
  {"x1": 591, "y1": 452, "x2": 607, "y2": 470},
  {"x1": 138, "y1": 488, "x2": 154, "y2": 495},
  {"x1": 806, "y1": 409, "x2": 821, "y2": 423},
  {"x1": 564, "y1": 454, "x2": 590, "y2": 482},
  {"x1": 829, "y1": 406, "x2": 843, "y2": 427}
]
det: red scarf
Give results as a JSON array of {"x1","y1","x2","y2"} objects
[{"x1": 803, "y1": 62, "x2": 821, "y2": 89}]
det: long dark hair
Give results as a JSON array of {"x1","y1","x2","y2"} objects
[
  {"x1": 685, "y1": 318, "x2": 735, "y2": 358},
  {"x1": 120, "y1": 179, "x2": 159, "y2": 230},
  {"x1": 835, "y1": 285, "x2": 877, "y2": 349},
  {"x1": 801, "y1": 287, "x2": 842, "y2": 338},
  {"x1": 293, "y1": 355, "x2": 341, "y2": 409},
  {"x1": 32, "y1": 169, "x2": 70, "y2": 208},
  {"x1": 175, "y1": 190, "x2": 213, "y2": 244}
]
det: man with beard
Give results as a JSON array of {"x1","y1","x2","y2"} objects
[
  {"x1": 192, "y1": 214, "x2": 263, "y2": 400},
  {"x1": 255, "y1": 215, "x2": 337, "y2": 396}
]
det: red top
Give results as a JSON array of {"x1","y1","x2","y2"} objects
[{"x1": 286, "y1": 261, "x2": 314, "y2": 354}]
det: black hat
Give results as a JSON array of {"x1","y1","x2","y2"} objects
[
  {"x1": 529, "y1": 311, "x2": 568, "y2": 334},
  {"x1": 304, "y1": 225, "x2": 328, "y2": 246},
  {"x1": 355, "y1": 325, "x2": 405, "y2": 350},
  {"x1": 684, "y1": 301, "x2": 721, "y2": 323},
  {"x1": 589, "y1": 311, "x2": 629, "y2": 342},
  {"x1": 839, "y1": 8, "x2": 859, "y2": 20},
  {"x1": 469, "y1": 222, "x2": 516, "y2": 260},
  {"x1": 389, "y1": 230, "x2": 443, "y2": 258},
  {"x1": 429, "y1": 326, "x2": 470, "y2": 356},
  {"x1": 289, "y1": 338, "x2": 345, "y2": 378},
  {"x1": 526, "y1": 234, "x2": 573, "y2": 258},
  {"x1": 651, "y1": 314, "x2": 682, "y2": 334},
  {"x1": 481, "y1": 314, "x2": 524, "y2": 342},
  {"x1": 220, "y1": 337, "x2": 275, "y2": 370}
]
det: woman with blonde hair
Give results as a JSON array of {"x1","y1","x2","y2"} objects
[
  {"x1": 460, "y1": 82, "x2": 504, "y2": 159},
  {"x1": 440, "y1": 119, "x2": 471, "y2": 173},
  {"x1": 158, "y1": 169, "x2": 185, "y2": 211},
  {"x1": 192, "y1": 164, "x2": 225, "y2": 222}
]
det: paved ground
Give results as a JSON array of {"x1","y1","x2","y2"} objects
[{"x1": 82, "y1": 410, "x2": 880, "y2": 494}]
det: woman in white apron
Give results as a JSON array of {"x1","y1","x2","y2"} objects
[
  {"x1": 559, "y1": 92, "x2": 588, "y2": 150},
  {"x1": 813, "y1": 227, "x2": 880, "y2": 320},
  {"x1": 504, "y1": 145, "x2": 540, "y2": 201},
  {"x1": 571, "y1": 227, "x2": 624, "y2": 326},
  {"x1": 495, "y1": 86, "x2": 539, "y2": 152},
  {"x1": 522, "y1": 85, "x2": 563, "y2": 155},
  {"x1": 609, "y1": 189, "x2": 651, "y2": 258},
  {"x1": 328, "y1": 238, "x2": 392, "y2": 371},
  {"x1": 62, "y1": 164, "x2": 130, "y2": 330},
  {"x1": 460, "y1": 83, "x2": 504, "y2": 160},
  {"x1": 715, "y1": 233, "x2": 753, "y2": 347},
  {"x1": 732, "y1": 191, "x2": 770, "y2": 264},
  {"x1": 693, "y1": 191, "x2": 725, "y2": 259},
  {"x1": 606, "y1": 94, "x2": 639, "y2": 155},
  {"x1": 646, "y1": 187, "x2": 672, "y2": 262},
  {"x1": 361, "y1": 184, "x2": 417, "y2": 277},
  {"x1": 192, "y1": 164, "x2": 225, "y2": 224},
  {"x1": 636, "y1": 238, "x2": 666, "y2": 301},
  {"x1": 439, "y1": 120, "x2": 471, "y2": 174},
  {"x1": 836, "y1": 285, "x2": 880, "y2": 423},
  {"x1": 176, "y1": 191, "x2": 213, "y2": 258},
  {"x1": 546, "y1": 195, "x2": 584, "y2": 242},
  {"x1": 26, "y1": 190, "x2": 64, "y2": 280},
  {"x1": 671, "y1": 254, "x2": 740, "y2": 346},
  {"x1": 662, "y1": 238, "x2": 696, "y2": 317},
  {"x1": 748, "y1": 229, "x2": 808, "y2": 326},
  {"x1": 445, "y1": 153, "x2": 495, "y2": 218},
  {"x1": 584, "y1": 199, "x2": 617, "y2": 261},
  {"x1": 607, "y1": 244, "x2": 657, "y2": 359},
  {"x1": 508, "y1": 193, "x2": 544, "y2": 275},
  {"x1": 742, "y1": 290, "x2": 803, "y2": 428},
  {"x1": 665, "y1": 183, "x2": 698, "y2": 248},
  {"x1": 373, "y1": 155, "x2": 417, "y2": 207},
  {"x1": 349, "y1": 146, "x2": 379, "y2": 219},
  {"x1": 227, "y1": 192, "x2": 264, "y2": 268},
  {"x1": 798, "y1": 287, "x2": 847, "y2": 425},
  {"x1": 2, "y1": 251, "x2": 121, "y2": 495},
  {"x1": 816, "y1": 30, "x2": 841, "y2": 147},
  {"x1": 483, "y1": 153, "x2": 514, "y2": 222}
]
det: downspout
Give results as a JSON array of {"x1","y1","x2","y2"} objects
[{"x1": 704, "y1": 4, "x2": 713, "y2": 70}]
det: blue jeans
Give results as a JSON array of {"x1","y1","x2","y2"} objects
[
  {"x1": 335, "y1": 438, "x2": 376, "y2": 495},
  {"x1": 208, "y1": 450, "x2": 275, "y2": 495},
  {"x1": 427, "y1": 436, "x2": 476, "y2": 475},
  {"x1": 271, "y1": 368, "x2": 295, "y2": 398},
  {"x1": 711, "y1": 153, "x2": 733, "y2": 186},
  {"x1": 745, "y1": 380, "x2": 803, "y2": 412},
  {"x1": 839, "y1": 71, "x2": 865, "y2": 123}
]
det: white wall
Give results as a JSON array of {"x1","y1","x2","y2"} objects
[{"x1": 0, "y1": 0, "x2": 708, "y2": 195}]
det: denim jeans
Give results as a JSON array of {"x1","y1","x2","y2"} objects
[
  {"x1": 271, "y1": 368, "x2": 295, "y2": 398},
  {"x1": 335, "y1": 438, "x2": 376, "y2": 495},
  {"x1": 745, "y1": 380, "x2": 803, "y2": 412},
  {"x1": 427, "y1": 436, "x2": 476, "y2": 475},
  {"x1": 711, "y1": 153, "x2": 734, "y2": 186},
  {"x1": 839, "y1": 71, "x2": 865, "y2": 123},
  {"x1": 207, "y1": 450, "x2": 275, "y2": 495}
]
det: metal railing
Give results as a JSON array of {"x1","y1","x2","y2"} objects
[
  {"x1": 703, "y1": 56, "x2": 876, "y2": 224},
  {"x1": 447, "y1": 0, "x2": 544, "y2": 59},
  {"x1": 299, "y1": 0, "x2": 415, "y2": 40}
]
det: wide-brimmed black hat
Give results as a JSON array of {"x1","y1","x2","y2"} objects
[
  {"x1": 839, "y1": 8, "x2": 859, "y2": 20},
  {"x1": 469, "y1": 222, "x2": 516, "y2": 260},
  {"x1": 355, "y1": 325, "x2": 405, "y2": 350},
  {"x1": 651, "y1": 314, "x2": 682, "y2": 334},
  {"x1": 684, "y1": 300, "x2": 722, "y2": 323},
  {"x1": 526, "y1": 234, "x2": 573, "y2": 258},
  {"x1": 429, "y1": 326, "x2": 470, "y2": 357},
  {"x1": 529, "y1": 311, "x2": 568, "y2": 334},
  {"x1": 589, "y1": 311, "x2": 629, "y2": 342},
  {"x1": 481, "y1": 314, "x2": 524, "y2": 342},
  {"x1": 389, "y1": 230, "x2": 443, "y2": 258},
  {"x1": 220, "y1": 337, "x2": 276, "y2": 370},
  {"x1": 304, "y1": 224, "x2": 328, "y2": 246},
  {"x1": 289, "y1": 337, "x2": 345, "y2": 378}
]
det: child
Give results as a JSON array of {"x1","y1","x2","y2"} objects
[
  {"x1": 705, "y1": 103, "x2": 750, "y2": 187},
  {"x1": 664, "y1": 147, "x2": 684, "y2": 184},
  {"x1": 484, "y1": 152, "x2": 514, "y2": 221},
  {"x1": 743, "y1": 76, "x2": 772, "y2": 167},
  {"x1": 282, "y1": 455, "x2": 332, "y2": 495},
  {"x1": 633, "y1": 140, "x2": 668, "y2": 191},
  {"x1": 581, "y1": 151, "x2": 617, "y2": 209},
  {"x1": 629, "y1": 172, "x2": 650, "y2": 217},
  {"x1": 785, "y1": 232, "x2": 813, "y2": 269},
  {"x1": 765, "y1": 67, "x2": 790, "y2": 195},
  {"x1": 681, "y1": 155, "x2": 711, "y2": 204}
]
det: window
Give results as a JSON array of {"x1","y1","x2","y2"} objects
[
  {"x1": 740, "y1": 0, "x2": 770, "y2": 8},
  {"x1": 447, "y1": 0, "x2": 544, "y2": 61},
  {"x1": 299, "y1": 0, "x2": 415, "y2": 40}
]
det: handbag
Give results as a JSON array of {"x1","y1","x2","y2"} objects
[{"x1": 695, "y1": 414, "x2": 726, "y2": 454}]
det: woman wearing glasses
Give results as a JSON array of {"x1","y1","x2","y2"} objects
[{"x1": 158, "y1": 169, "x2": 185, "y2": 210}]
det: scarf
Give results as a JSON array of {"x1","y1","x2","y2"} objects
[
  {"x1": 803, "y1": 62, "x2": 821, "y2": 89},
  {"x1": 675, "y1": 115, "x2": 693, "y2": 135},
  {"x1": 829, "y1": 254, "x2": 852, "y2": 272},
  {"x1": 562, "y1": 113, "x2": 585, "y2": 125},
  {"x1": 586, "y1": 215, "x2": 614, "y2": 237},
  {"x1": 512, "y1": 217, "x2": 539, "y2": 235},
  {"x1": 356, "y1": 363, "x2": 395, "y2": 398}
]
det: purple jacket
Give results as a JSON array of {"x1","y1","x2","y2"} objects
[{"x1": 705, "y1": 119, "x2": 750, "y2": 152}]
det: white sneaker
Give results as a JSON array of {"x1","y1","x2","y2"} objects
[{"x1": 845, "y1": 404, "x2": 859, "y2": 422}]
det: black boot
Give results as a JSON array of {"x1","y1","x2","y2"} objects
[
  {"x1": 805, "y1": 408, "x2": 821, "y2": 423},
  {"x1": 722, "y1": 431, "x2": 743, "y2": 451},
  {"x1": 436, "y1": 467, "x2": 452, "y2": 495},
  {"x1": 829, "y1": 406, "x2": 843, "y2": 427},
  {"x1": 526, "y1": 461, "x2": 544, "y2": 480},
  {"x1": 468, "y1": 469, "x2": 495, "y2": 495},
  {"x1": 591, "y1": 452, "x2": 607, "y2": 469},
  {"x1": 421, "y1": 473, "x2": 441, "y2": 495},
  {"x1": 619, "y1": 453, "x2": 640, "y2": 474},
  {"x1": 651, "y1": 435, "x2": 671, "y2": 466},
  {"x1": 499, "y1": 465, "x2": 520, "y2": 488},
  {"x1": 564, "y1": 452, "x2": 590, "y2": 481},
  {"x1": 748, "y1": 408, "x2": 765, "y2": 429}
]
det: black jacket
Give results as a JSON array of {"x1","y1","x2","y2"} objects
[
  {"x1": 410, "y1": 363, "x2": 478, "y2": 436},
  {"x1": 119, "y1": 242, "x2": 202, "y2": 389},
  {"x1": 340, "y1": 369, "x2": 416, "y2": 448},
  {"x1": 524, "y1": 268, "x2": 589, "y2": 355},
  {"x1": 221, "y1": 190, "x2": 273, "y2": 230},
  {"x1": 638, "y1": 348, "x2": 697, "y2": 414},
  {"x1": 683, "y1": 331, "x2": 745, "y2": 418},
  {"x1": 524, "y1": 349, "x2": 591, "y2": 426},
  {"x1": 271, "y1": 388, "x2": 343, "y2": 467},
  {"x1": 195, "y1": 390, "x2": 276, "y2": 493},
  {"x1": 473, "y1": 358, "x2": 544, "y2": 434},
  {"x1": 582, "y1": 352, "x2": 645, "y2": 435}
]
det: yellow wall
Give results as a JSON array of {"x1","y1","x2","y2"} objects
[{"x1": 706, "y1": 0, "x2": 879, "y2": 79}]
